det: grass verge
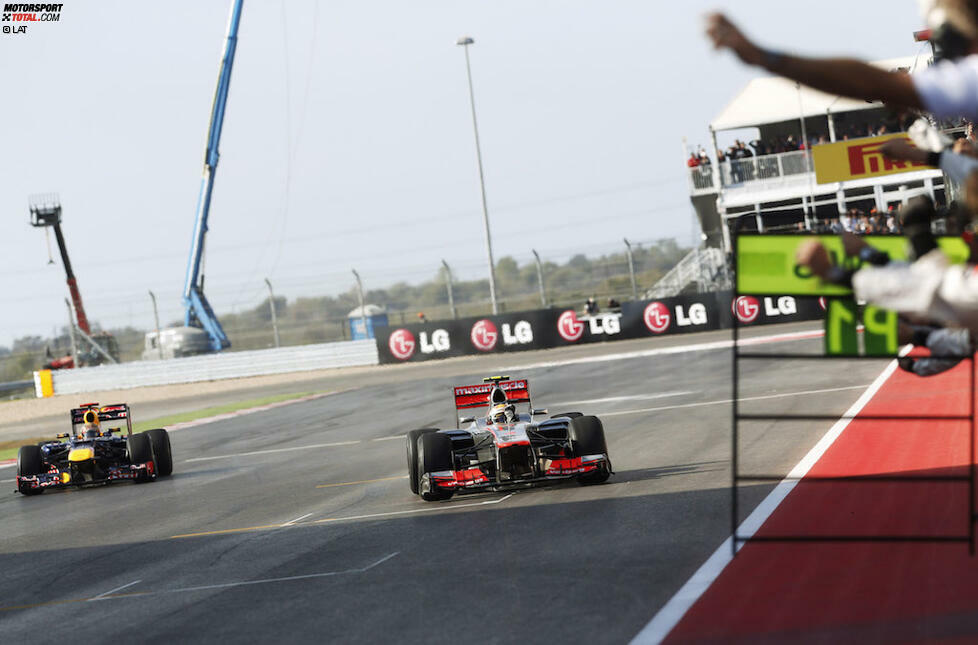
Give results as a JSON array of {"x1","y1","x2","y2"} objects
[{"x1": 0, "y1": 391, "x2": 318, "y2": 462}]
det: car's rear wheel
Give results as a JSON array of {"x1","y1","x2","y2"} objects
[
  {"x1": 417, "y1": 431, "x2": 454, "y2": 501},
  {"x1": 406, "y1": 429, "x2": 439, "y2": 494},
  {"x1": 569, "y1": 415, "x2": 610, "y2": 485},
  {"x1": 127, "y1": 433, "x2": 156, "y2": 483},
  {"x1": 550, "y1": 411, "x2": 583, "y2": 420},
  {"x1": 17, "y1": 445, "x2": 44, "y2": 496},
  {"x1": 144, "y1": 429, "x2": 172, "y2": 476}
]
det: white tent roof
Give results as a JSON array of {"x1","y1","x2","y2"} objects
[
  {"x1": 710, "y1": 57, "x2": 919, "y2": 132},
  {"x1": 347, "y1": 304, "x2": 386, "y2": 318}
]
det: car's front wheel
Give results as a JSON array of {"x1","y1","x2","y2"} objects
[
  {"x1": 569, "y1": 415, "x2": 610, "y2": 485},
  {"x1": 127, "y1": 433, "x2": 156, "y2": 483},
  {"x1": 144, "y1": 429, "x2": 172, "y2": 477},
  {"x1": 417, "y1": 432, "x2": 454, "y2": 501},
  {"x1": 406, "y1": 428, "x2": 440, "y2": 495},
  {"x1": 17, "y1": 445, "x2": 44, "y2": 496}
]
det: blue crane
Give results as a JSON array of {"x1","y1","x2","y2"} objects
[{"x1": 182, "y1": 0, "x2": 243, "y2": 352}]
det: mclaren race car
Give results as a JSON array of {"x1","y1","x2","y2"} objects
[
  {"x1": 407, "y1": 376, "x2": 612, "y2": 501},
  {"x1": 15, "y1": 402, "x2": 173, "y2": 495}
]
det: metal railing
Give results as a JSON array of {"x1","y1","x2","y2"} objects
[
  {"x1": 688, "y1": 149, "x2": 814, "y2": 194},
  {"x1": 645, "y1": 246, "x2": 732, "y2": 298}
]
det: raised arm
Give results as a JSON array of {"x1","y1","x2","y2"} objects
[{"x1": 705, "y1": 13, "x2": 923, "y2": 109}]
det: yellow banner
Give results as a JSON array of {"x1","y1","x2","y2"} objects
[{"x1": 811, "y1": 133, "x2": 934, "y2": 185}]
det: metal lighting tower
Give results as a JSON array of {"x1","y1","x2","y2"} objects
[
  {"x1": 531, "y1": 249, "x2": 547, "y2": 306},
  {"x1": 456, "y1": 35, "x2": 498, "y2": 315},
  {"x1": 352, "y1": 269, "x2": 368, "y2": 338},
  {"x1": 148, "y1": 290, "x2": 163, "y2": 359},
  {"x1": 442, "y1": 259, "x2": 457, "y2": 319},
  {"x1": 264, "y1": 278, "x2": 281, "y2": 348},
  {"x1": 624, "y1": 238, "x2": 638, "y2": 300}
]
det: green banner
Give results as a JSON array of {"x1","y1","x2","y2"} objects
[
  {"x1": 824, "y1": 300, "x2": 900, "y2": 356},
  {"x1": 736, "y1": 234, "x2": 968, "y2": 295}
]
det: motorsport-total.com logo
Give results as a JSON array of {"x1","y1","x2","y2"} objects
[{"x1": 2, "y1": 3, "x2": 62, "y2": 35}]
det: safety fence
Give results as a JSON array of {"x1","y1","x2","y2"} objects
[{"x1": 39, "y1": 339, "x2": 378, "y2": 396}]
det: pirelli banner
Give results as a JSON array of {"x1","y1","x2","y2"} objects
[
  {"x1": 811, "y1": 133, "x2": 934, "y2": 185},
  {"x1": 374, "y1": 294, "x2": 825, "y2": 363}
]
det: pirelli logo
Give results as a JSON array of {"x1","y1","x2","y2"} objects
[{"x1": 812, "y1": 133, "x2": 932, "y2": 184}]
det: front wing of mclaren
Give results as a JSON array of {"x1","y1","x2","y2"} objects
[{"x1": 425, "y1": 453, "x2": 611, "y2": 493}]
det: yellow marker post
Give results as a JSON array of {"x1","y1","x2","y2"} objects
[{"x1": 34, "y1": 370, "x2": 54, "y2": 398}]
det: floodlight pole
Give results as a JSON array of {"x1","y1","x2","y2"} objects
[
  {"x1": 442, "y1": 259, "x2": 457, "y2": 319},
  {"x1": 624, "y1": 238, "x2": 638, "y2": 300},
  {"x1": 264, "y1": 278, "x2": 281, "y2": 348},
  {"x1": 65, "y1": 298, "x2": 79, "y2": 368},
  {"x1": 148, "y1": 290, "x2": 163, "y2": 359},
  {"x1": 352, "y1": 269, "x2": 368, "y2": 337},
  {"x1": 456, "y1": 36, "x2": 499, "y2": 314},
  {"x1": 531, "y1": 249, "x2": 547, "y2": 306}
]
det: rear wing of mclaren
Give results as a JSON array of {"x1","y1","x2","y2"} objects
[{"x1": 453, "y1": 379, "x2": 531, "y2": 411}]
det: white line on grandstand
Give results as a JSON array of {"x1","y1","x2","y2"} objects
[
  {"x1": 629, "y1": 356, "x2": 901, "y2": 644},
  {"x1": 184, "y1": 440, "x2": 361, "y2": 463},
  {"x1": 499, "y1": 329, "x2": 824, "y2": 372},
  {"x1": 600, "y1": 384, "x2": 872, "y2": 418}
]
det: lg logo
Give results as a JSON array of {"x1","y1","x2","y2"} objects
[
  {"x1": 732, "y1": 296, "x2": 760, "y2": 323},
  {"x1": 644, "y1": 302, "x2": 708, "y2": 334},
  {"x1": 388, "y1": 328, "x2": 450, "y2": 360},
  {"x1": 732, "y1": 296, "x2": 798, "y2": 323},
  {"x1": 388, "y1": 329, "x2": 416, "y2": 360},
  {"x1": 471, "y1": 319, "x2": 498, "y2": 351},
  {"x1": 643, "y1": 302, "x2": 670, "y2": 334},
  {"x1": 557, "y1": 310, "x2": 621, "y2": 342},
  {"x1": 471, "y1": 319, "x2": 534, "y2": 351},
  {"x1": 557, "y1": 310, "x2": 585, "y2": 342}
]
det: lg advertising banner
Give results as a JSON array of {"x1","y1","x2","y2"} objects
[{"x1": 375, "y1": 293, "x2": 826, "y2": 363}]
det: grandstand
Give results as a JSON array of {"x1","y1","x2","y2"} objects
[{"x1": 687, "y1": 57, "x2": 951, "y2": 253}]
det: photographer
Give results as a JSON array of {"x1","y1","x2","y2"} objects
[{"x1": 706, "y1": 1, "x2": 978, "y2": 121}]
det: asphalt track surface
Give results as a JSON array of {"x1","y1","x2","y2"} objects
[{"x1": 0, "y1": 324, "x2": 891, "y2": 643}]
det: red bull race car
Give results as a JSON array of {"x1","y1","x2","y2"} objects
[
  {"x1": 407, "y1": 376, "x2": 612, "y2": 501},
  {"x1": 15, "y1": 402, "x2": 173, "y2": 495}
]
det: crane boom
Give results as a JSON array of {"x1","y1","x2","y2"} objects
[{"x1": 181, "y1": 0, "x2": 243, "y2": 352}]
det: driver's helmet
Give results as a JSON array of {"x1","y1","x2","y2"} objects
[
  {"x1": 489, "y1": 403, "x2": 517, "y2": 424},
  {"x1": 81, "y1": 410, "x2": 100, "y2": 440}
]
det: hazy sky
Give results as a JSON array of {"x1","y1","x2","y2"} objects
[{"x1": 0, "y1": 1, "x2": 921, "y2": 346}]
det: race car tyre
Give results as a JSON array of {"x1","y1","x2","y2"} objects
[
  {"x1": 550, "y1": 412, "x2": 583, "y2": 420},
  {"x1": 417, "y1": 431, "x2": 454, "y2": 501},
  {"x1": 127, "y1": 433, "x2": 156, "y2": 483},
  {"x1": 144, "y1": 429, "x2": 173, "y2": 477},
  {"x1": 568, "y1": 415, "x2": 610, "y2": 485},
  {"x1": 406, "y1": 428, "x2": 440, "y2": 495},
  {"x1": 17, "y1": 445, "x2": 44, "y2": 496}
]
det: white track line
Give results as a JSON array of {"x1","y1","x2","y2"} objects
[
  {"x1": 371, "y1": 435, "x2": 404, "y2": 442},
  {"x1": 88, "y1": 579, "x2": 141, "y2": 601},
  {"x1": 281, "y1": 513, "x2": 314, "y2": 527},
  {"x1": 600, "y1": 384, "x2": 873, "y2": 418},
  {"x1": 184, "y1": 440, "x2": 361, "y2": 463},
  {"x1": 500, "y1": 329, "x2": 824, "y2": 372},
  {"x1": 165, "y1": 392, "x2": 334, "y2": 434},
  {"x1": 99, "y1": 553, "x2": 399, "y2": 600},
  {"x1": 629, "y1": 358, "x2": 899, "y2": 644},
  {"x1": 549, "y1": 391, "x2": 695, "y2": 407},
  {"x1": 315, "y1": 492, "x2": 515, "y2": 524}
]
